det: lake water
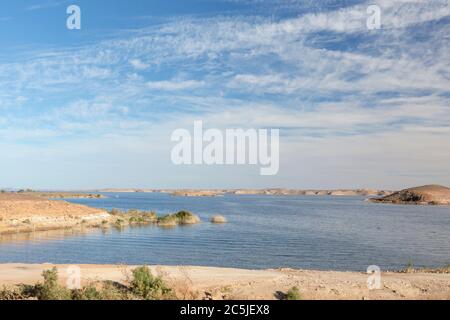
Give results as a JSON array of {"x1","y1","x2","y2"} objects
[{"x1": 0, "y1": 193, "x2": 449, "y2": 271}]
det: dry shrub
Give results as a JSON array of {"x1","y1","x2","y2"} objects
[{"x1": 156, "y1": 266, "x2": 199, "y2": 300}]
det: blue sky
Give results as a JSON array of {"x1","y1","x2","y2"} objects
[{"x1": 0, "y1": 0, "x2": 449, "y2": 190}]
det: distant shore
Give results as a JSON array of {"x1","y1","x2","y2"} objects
[
  {"x1": 0, "y1": 264, "x2": 448, "y2": 300},
  {"x1": 2, "y1": 191, "x2": 106, "y2": 199},
  {"x1": 98, "y1": 188, "x2": 393, "y2": 197}
]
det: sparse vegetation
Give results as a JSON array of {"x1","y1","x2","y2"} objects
[
  {"x1": 0, "y1": 266, "x2": 174, "y2": 300},
  {"x1": 127, "y1": 209, "x2": 157, "y2": 224},
  {"x1": 398, "y1": 258, "x2": 416, "y2": 273},
  {"x1": 406, "y1": 258, "x2": 415, "y2": 273},
  {"x1": 158, "y1": 211, "x2": 200, "y2": 226},
  {"x1": 31, "y1": 267, "x2": 72, "y2": 300},
  {"x1": 115, "y1": 218, "x2": 125, "y2": 227},
  {"x1": 285, "y1": 286, "x2": 301, "y2": 300},
  {"x1": 0, "y1": 286, "x2": 26, "y2": 300},
  {"x1": 398, "y1": 261, "x2": 450, "y2": 274},
  {"x1": 129, "y1": 266, "x2": 173, "y2": 300},
  {"x1": 157, "y1": 214, "x2": 178, "y2": 227}
]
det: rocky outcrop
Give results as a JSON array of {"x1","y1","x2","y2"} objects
[{"x1": 370, "y1": 185, "x2": 450, "y2": 205}]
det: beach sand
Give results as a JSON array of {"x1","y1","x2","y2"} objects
[{"x1": 0, "y1": 264, "x2": 448, "y2": 300}]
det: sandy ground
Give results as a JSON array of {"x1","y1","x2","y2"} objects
[
  {"x1": 0, "y1": 193, "x2": 110, "y2": 235},
  {"x1": 0, "y1": 264, "x2": 448, "y2": 300}
]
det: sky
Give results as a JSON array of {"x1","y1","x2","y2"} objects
[{"x1": 0, "y1": 0, "x2": 449, "y2": 190}]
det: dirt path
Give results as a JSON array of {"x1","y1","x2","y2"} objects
[{"x1": 0, "y1": 264, "x2": 448, "y2": 300}]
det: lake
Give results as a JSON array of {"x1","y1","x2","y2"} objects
[{"x1": 0, "y1": 192, "x2": 449, "y2": 271}]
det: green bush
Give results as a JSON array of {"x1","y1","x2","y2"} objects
[
  {"x1": 71, "y1": 285, "x2": 103, "y2": 300},
  {"x1": 157, "y1": 214, "x2": 178, "y2": 227},
  {"x1": 128, "y1": 210, "x2": 157, "y2": 224},
  {"x1": 115, "y1": 218, "x2": 125, "y2": 227},
  {"x1": 34, "y1": 267, "x2": 72, "y2": 300},
  {"x1": 174, "y1": 211, "x2": 200, "y2": 224},
  {"x1": 286, "y1": 286, "x2": 301, "y2": 300},
  {"x1": 158, "y1": 211, "x2": 200, "y2": 226},
  {"x1": 130, "y1": 266, "x2": 172, "y2": 300},
  {"x1": 69, "y1": 282, "x2": 130, "y2": 300},
  {"x1": 98, "y1": 281, "x2": 131, "y2": 300}
]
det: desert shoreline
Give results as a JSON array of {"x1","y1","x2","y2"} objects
[{"x1": 0, "y1": 263, "x2": 449, "y2": 300}]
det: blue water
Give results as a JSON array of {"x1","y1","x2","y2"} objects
[{"x1": 0, "y1": 193, "x2": 449, "y2": 271}]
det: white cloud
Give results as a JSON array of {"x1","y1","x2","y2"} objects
[
  {"x1": 129, "y1": 59, "x2": 150, "y2": 70},
  {"x1": 146, "y1": 79, "x2": 204, "y2": 90},
  {"x1": 27, "y1": 0, "x2": 68, "y2": 11}
]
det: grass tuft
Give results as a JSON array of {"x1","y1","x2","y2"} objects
[{"x1": 285, "y1": 286, "x2": 301, "y2": 300}]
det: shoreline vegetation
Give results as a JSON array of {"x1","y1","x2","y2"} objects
[
  {"x1": 109, "y1": 209, "x2": 201, "y2": 228},
  {"x1": 0, "y1": 264, "x2": 449, "y2": 300}
]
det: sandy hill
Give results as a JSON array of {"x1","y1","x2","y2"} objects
[
  {"x1": 0, "y1": 193, "x2": 110, "y2": 235},
  {"x1": 370, "y1": 185, "x2": 450, "y2": 205}
]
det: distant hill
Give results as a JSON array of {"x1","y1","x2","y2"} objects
[
  {"x1": 96, "y1": 188, "x2": 392, "y2": 197},
  {"x1": 370, "y1": 185, "x2": 450, "y2": 205}
]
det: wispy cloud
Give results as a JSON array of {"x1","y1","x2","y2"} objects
[
  {"x1": 129, "y1": 59, "x2": 150, "y2": 70},
  {"x1": 27, "y1": 0, "x2": 69, "y2": 11},
  {"x1": 146, "y1": 79, "x2": 205, "y2": 91}
]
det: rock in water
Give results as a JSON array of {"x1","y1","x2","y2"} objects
[{"x1": 210, "y1": 215, "x2": 227, "y2": 223}]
